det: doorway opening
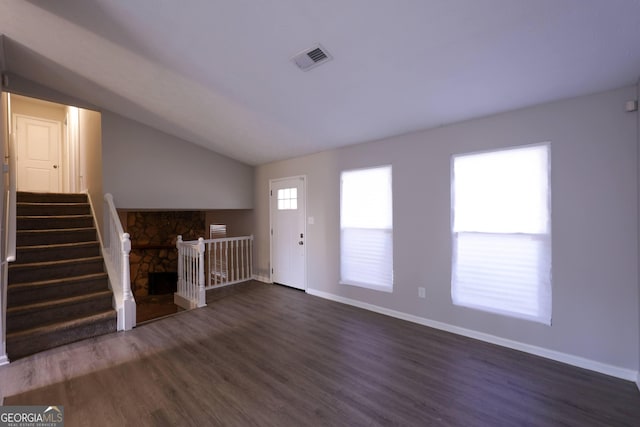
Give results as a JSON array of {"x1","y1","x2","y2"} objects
[
  {"x1": 269, "y1": 175, "x2": 307, "y2": 290},
  {"x1": 8, "y1": 93, "x2": 82, "y2": 194}
]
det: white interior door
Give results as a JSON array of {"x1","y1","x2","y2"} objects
[
  {"x1": 15, "y1": 115, "x2": 61, "y2": 192},
  {"x1": 271, "y1": 176, "x2": 306, "y2": 290}
]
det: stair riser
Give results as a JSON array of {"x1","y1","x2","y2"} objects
[
  {"x1": 7, "y1": 293, "x2": 114, "y2": 334},
  {"x1": 14, "y1": 243, "x2": 101, "y2": 264},
  {"x1": 9, "y1": 259, "x2": 105, "y2": 284},
  {"x1": 17, "y1": 192, "x2": 88, "y2": 204},
  {"x1": 17, "y1": 216, "x2": 94, "y2": 230},
  {"x1": 6, "y1": 313, "x2": 117, "y2": 360},
  {"x1": 17, "y1": 204, "x2": 91, "y2": 216},
  {"x1": 17, "y1": 229, "x2": 97, "y2": 246},
  {"x1": 8, "y1": 276, "x2": 109, "y2": 306}
]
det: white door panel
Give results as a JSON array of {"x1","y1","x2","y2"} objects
[
  {"x1": 271, "y1": 177, "x2": 306, "y2": 289},
  {"x1": 15, "y1": 115, "x2": 61, "y2": 192}
]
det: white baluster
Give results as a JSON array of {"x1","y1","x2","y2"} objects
[
  {"x1": 224, "y1": 241, "x2": 229, "y2": 285},
  {"x1": 249, "y1": 236, "x2": 254, "y2": 278},
  {"x1": 240, "y1": 239, "x2": 245, "y2": 279},
  {"x1": 235, "y1": 240, "x2": 239, "y2": 281},
  {"x1": 177, "y1": 235, "x2": 184, "y2": 297},
  {"x1": 213, "y1": 240, "x2": 218, "y2": 286}
]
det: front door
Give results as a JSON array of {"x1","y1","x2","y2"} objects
[
  {"x1": 15, "y1": 115, "x2": 61, "y2": 192},
  {"x1": 270, "y1": 176, "x2": 306, "y2": 290}
]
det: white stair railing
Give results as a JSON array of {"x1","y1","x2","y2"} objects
[
  {"x1": 175, "y1": 236, "x2": 206, "y2": 309},
  {"x1": 208, "y1": 236, "x2": 253, "y2": 288},
  {"x1": 175, "y1": 235, "x2": 253, "y2": 309},
  {"x1": 0, "y1": 129, "x2": 16, "y2": 365},
  {"x1": 103, "y1": 193, "x2": 136, "y2": 331},
  {"x1": 5, "y1": 131, "x2": 16, "y2": 263}
]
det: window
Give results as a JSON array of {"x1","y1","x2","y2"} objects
[
  {"x1": 451, "y1": 144, "x2": 551, "y2": 324},
  {"x1": 277, "y1": 187, "x2": 298, "y2": 210},
  {"x1": 340, "y1": 165, "x2": 393, "y2": 291}
]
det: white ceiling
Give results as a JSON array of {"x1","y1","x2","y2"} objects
[{"x1": 1, "y1": 0, "x2": 640, "y2": 165}]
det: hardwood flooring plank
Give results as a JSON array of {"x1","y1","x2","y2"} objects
[{"x1": 1, "y1": 282, "x2": 639, "y2": 426}]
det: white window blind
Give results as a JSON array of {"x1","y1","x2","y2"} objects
[
  {"x1": 452, "y1": 144, "x2": 551, "y2": 324},
  {"x1": 340, "y1": 165, "x2": 393, "y2": 291}
]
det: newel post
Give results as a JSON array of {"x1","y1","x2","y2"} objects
[
  {"x1": 197, "y1": 237, "x2": 207, "y2": 308},
  {"x1": 0, "y1": 279, "x2": 8, "y2": 365},
  {"x1": 121, "y1": 232, "x2": 136, "y2": 330},
  {"x1": 177, "y1": 235, "x2": 183, "y2": 297}
]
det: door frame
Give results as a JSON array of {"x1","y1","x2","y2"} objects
[
  {"x1": 269, "y1": 175, "x2": 307, "y2": 289},
  {"x1": 13, "y1": 113, "x2": 63, "y2": 193},
  {"x1": 64, "y1": 107, "x2": 80, "y2": 193}
]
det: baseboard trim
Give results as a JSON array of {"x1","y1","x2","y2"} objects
[
  {"x1": 252, "y1": 275, "x2": 272, "y2": 284},
  {"x1": 306, "y1": 288, "x2": 638, "y2": 382},
  {"x1": 0, "y1": 353, "x2": 9, "y2": 367}
]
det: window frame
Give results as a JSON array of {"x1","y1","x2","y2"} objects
[
  {"x1": 450, "y1": 143, "x2": 552, "y2": 325},
  {"x1": 340, "y1": 164, "x2": 394, "y2": 293},
  {"x1": 277, "y1": 187, "x2": 298, "y2": 210}
]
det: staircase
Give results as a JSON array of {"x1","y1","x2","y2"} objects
[{"x1": 6, "y1": 192, "x2": 117, "y2": 360}]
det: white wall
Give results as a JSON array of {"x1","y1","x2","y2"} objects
[
  {"x1": 637, "y1": 81, "x2": 640, "y2": 390},
  {"x1": 102, "y1": 111, "x2": 253, "y2": 210},
  {"x1": 0, "y1": 91, "x2": 8, "y2": 365},
  {"x1": 78, "y1": 109, "x2": 103, "y2": 238},
  {"x1": 10, "y1": 94, "x2": 65, "y2": 123},
  {"x1": 255, "y1": 86, "x2": 639, "y2": 376}
]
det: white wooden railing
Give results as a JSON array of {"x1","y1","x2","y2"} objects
[
  {"x1": 175, "y1": 236, "x2": 206, "y2": 310},
  {"x1": 103, "y1": 194, "x2": 136, "y2": 331},
  {"x1": 0, "y1": 131, "x2": 15, "y2": 365},
  {"x1": 208, "y1": 236, "x2": 253, "y2": 287},
  {"x1": 5, "y1": 131, "x2": 16, "y2": 263},
  {"x1": 175, "y1": 235, "x2": 253, "y2": 309}
]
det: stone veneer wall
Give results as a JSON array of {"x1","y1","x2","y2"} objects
[{"x1": 126, "y1": 211, "x2": 205, "y2": 297}]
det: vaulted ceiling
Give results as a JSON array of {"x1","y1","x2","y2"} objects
[{"x1": 1, "y1": 1, "x2": 640, "y2": 165}]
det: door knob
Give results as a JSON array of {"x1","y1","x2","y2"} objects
[
  {"x1": 53, "y1": 165, "x2": 58, "y2": 169},
  {"x1": 298, "y1": 241, "x2": 304, "y2": 245}
]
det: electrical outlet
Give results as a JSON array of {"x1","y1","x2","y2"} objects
[{"x1": 418, "y1": 287, "x2": 426, "y2": 298}]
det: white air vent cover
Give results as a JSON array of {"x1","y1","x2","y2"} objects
[{"x1": 291, "y1": 44, "x2": 332, "y2": 71}]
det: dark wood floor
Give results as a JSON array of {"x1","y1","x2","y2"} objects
[
  {"x1": 1, "y1": 281, "x2": 639, "y2": 426},
  {"x1": 136, "y1": 293, "x2": 179, "y2": 323}
]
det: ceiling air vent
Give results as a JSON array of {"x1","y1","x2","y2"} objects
[{"x1": 291, "y1": 44, "x2": 332, "y2": 71}]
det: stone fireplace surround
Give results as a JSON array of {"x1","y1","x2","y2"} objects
[
  {"x1": 125, "y1": 211, "x2": 205, "y2": 297},
  {"x1": 120, "y1": 209, "x2": 254, "y2": 298}
]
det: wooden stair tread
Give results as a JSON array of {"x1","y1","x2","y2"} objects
[
  {"x1": 17, "y1": 214, "x2": 93, "y2": 219},
  {"x1": 17, "y1": 214, "x2": 95, "y2": 229},
  {"x1": 17, "y1": 202, "x2": 89, "y2": 205},
  {"x1": 16, "y1": 227, "x2": 98, "y2": 246},
  {"x1": 17, "y1": 227, "x2": 96, "y2": 233},
  {"x1": 7, "y1": 290, "x2": 113, "y2": 314},
  {"x1": 20, "y1": 239, "x2": 100, "y2": 246},
  {"x1": 16, "y1": 191, "x2": 89, "y2": 203},
  {"x1": 8, "y1": 272, "x2": 107, "y2": 289},
  {"x1": 8, "y1": 255, "x2": 103, "y2": 269},
  {"x1": 6, "y1": 310, "x2": 116, "y2": 341},
  {"x1": 16, "y1": 241, "x2": 100, "y2": 251}
]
